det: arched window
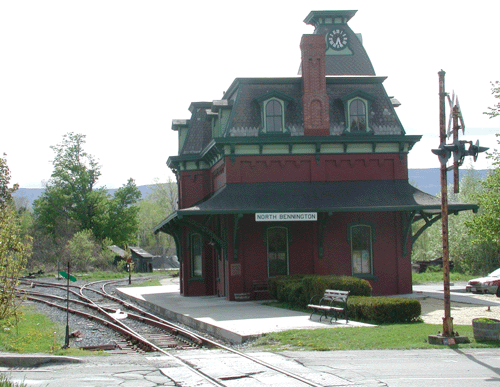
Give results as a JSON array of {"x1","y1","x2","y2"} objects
[
  {"x1": 267, "y1": 226, "x2": 288, "y2": 276},
  {"x1": 265, "y1": 99, "x2": 283, "y2": 132},
  {"x1": 349, "y1": 99, "x2": 366, "y2": 132}
]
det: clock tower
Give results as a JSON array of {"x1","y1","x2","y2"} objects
[{"x1": 303, "y1": 10, "x2": 376, "y2": 76}]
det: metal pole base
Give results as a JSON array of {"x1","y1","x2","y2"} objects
[
  {"x1": 63, "y1": 325, "x2": 70, "y2": 349},
  {"x1": 428, "y1": 334, "x2": 470, "y2": 345}
]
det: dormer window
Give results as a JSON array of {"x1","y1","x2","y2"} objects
[
  {"x1": 265, "y1": 99, "x2": 283, "y2": 132},
  {"x1": 254, "y1": 91, "x2": 294, "y2": 135},
  {"x1": 341, "y1": 90, "x2": 375, "y2": 135}
]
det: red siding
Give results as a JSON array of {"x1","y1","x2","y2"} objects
[
  {"x1": 226, "y1": 154, "x2": 408, "y2": 184},
  {"x1": 179, "y1": 170, "x2": 210, "y2": 209}
]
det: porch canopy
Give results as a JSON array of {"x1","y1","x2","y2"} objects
[{"x1": 154, "y1": 180, "x2": 478, "y2": 235}]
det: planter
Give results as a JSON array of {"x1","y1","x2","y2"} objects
[{"x1": 472, "y1": 318, "x2": 500, "y2": 341}]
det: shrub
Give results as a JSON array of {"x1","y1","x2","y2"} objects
[
  {"x1": 268, "y1": 274, "x2": 372, "y2": 307},
  {"x1": 348, "y1": 296, "x2": 421, "y2": 323}
]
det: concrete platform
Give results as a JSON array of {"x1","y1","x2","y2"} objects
[{"x1": 115, "y1": 281, "x2": 374, "y2": 344}]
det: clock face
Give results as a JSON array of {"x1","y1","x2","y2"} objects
[{"x1": 327, "y1": 28, "x2": 348, "y2": 50}]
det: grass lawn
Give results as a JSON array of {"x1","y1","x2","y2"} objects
[
  {"x1": 412, "y1": 271, "x2": 471, "y2": 285},
  {"x1": 0, "y1": 306, "x2": 95, "y2": 356},
  {"x1": 251, "y1": 323, "x2": 500, "y2": 351}
]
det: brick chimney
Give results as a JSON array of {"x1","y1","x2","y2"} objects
[{"x1": 300, "y1": 34, "x2": 330, "y2": 136}]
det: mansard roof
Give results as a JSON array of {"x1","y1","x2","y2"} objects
[
  {"x1": 180, "y1": 102, "x2": 212, "y2": 155},
  {"x1": 222, "y1": 76, "x2": 404, "y2": 137},
  {"x1": 174, "y1": 10, "x2": 406, "y2": 158}
]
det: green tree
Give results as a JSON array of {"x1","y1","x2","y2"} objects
[
  {"x1": 460, "y1": 81, "x2": 500, "y2": 273},
  {"x1": 33, "y1": 133, "x2": 141, "y2": 244},
  {"x1": 466, "y1": 141, "x2": 500, "y2": 248},
  {"x1": 67, "y1": 230, "x2": 115, "y2": 271},
  {"x1": 137, "y1": 178, "x2": 177, "y2": 255},
  {"x1": 411, "y1": 165, "x2": 498, "y2": 274},
  {"x1": 32, "y1": 133, "x2": 142, "y2": 269},
  {"x1": 0, "y1": 154, "x2": 32, "y2": 321},
  {"x1": 484, "y1": 81, "x2": 500, "y2": 119},
  {"x1": 33, "y1": 132, "x2": 105, "y2": 237},
  {"x1": 101, "y1": 179, "x2": 141, "y2": 246}
]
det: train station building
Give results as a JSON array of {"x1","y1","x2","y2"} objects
[{"x1": 154, "y1": 10, "x2": 476, "y2": 300}]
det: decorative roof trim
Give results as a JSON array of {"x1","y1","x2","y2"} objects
[
  {"x1": 304, "y1": 10, "x2": 357, "y2": 27},
  {"x1": 340, "y1": 90, "x2": 377, "y2": 103},
  {"x1": 171, "y1": 119, "x2": 190, "y2": 131},
  {"x1": 254, "y1": 90, "x2": 295, "y2": 104}
]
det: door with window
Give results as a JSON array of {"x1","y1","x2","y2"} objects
[{"x1": 267, "y1": 226, "x2": 289, "y2": 277}]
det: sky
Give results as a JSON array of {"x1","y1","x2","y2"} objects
[{"x1": 1, "y1": 0, "x2": 499, "y2": 189}]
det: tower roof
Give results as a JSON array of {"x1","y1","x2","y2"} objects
[{"x1": 303, "y1": 10, "x2": 375, "y2": 76}]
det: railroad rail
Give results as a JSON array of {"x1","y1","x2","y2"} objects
[{"x1": 17, "y1": 277, "x2": 325, "y2": 387}]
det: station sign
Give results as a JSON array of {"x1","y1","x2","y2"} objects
[{"x1": 255, "y1": 212, "x2": 318, "y2": 222}]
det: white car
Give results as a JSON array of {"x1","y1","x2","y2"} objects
[{"x1": 466, "y1": 268, "x2": 500, "y2": 296}]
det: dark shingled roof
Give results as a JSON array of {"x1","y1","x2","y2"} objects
[
  {"x1": 175, "y1": 180, "x2": 477, "y2": 215},
  {"x1": 224, "y1": 78, "x2": 404, "y2": 136},
  {"x1": 180, "y1": 102, "x2": 212, "y2": 155},
  {"x1": 228, "y1": 80, "x2": 303, "y2": 132}
]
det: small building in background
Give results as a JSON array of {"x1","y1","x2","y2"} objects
[
  {"x1": 109, "y1": 245, "x2": 154, "y2": 273},
  {"x1": 129, "y1": 247, "x2": 153, "y2": 273}
]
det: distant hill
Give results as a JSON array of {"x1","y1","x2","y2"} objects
[
  {"x1": 13, "y1": 169, "x2": 490, "y2": 207},
  {"x1": 408, "y1": 168, "x2": 489, "y2": 195}
]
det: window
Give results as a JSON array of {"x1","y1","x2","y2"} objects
[
  {"x1": 267, "y1": 227, "x2": 288, "y2": 277},
  {"x1": 191, "y1": 233, "x2": 202, "y2": 277},
  {"x1": 349, "y1": 99, "x2": 366, "y2": 132},
  {"x1": 349, "y1": 223, "x2": 373, "y2": 276},
  {"x1": 265, "y1": 99, "x2": 283, "y2": 132},
  {"x1": 340, "y1": 91, "x2": 375, "y2": 134},
  {"x1": 255, "y1": 91, "x2": 294, "y2": 135}
]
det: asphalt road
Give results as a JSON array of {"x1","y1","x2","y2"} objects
[{"x1": 2, "y1": 348, "x2": 500, "y2": 387}]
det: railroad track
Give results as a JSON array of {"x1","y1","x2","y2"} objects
[
  {"x1": 17, "y1": 277, "x2": 326, "y2": 387},
  {"x1": 17, "y1": 278, "x2": 204, "y2": 352}
]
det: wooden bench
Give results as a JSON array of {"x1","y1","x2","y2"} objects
[
  {"x1": 307, "y1": 289, "x2": 349, "y2": 323},
  {"x1": 252, "y1": 280, "x2": 270, "y2": 300}
]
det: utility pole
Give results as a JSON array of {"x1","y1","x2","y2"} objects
[
  {"x1": 438, "y1": 70, "x2": 453, "y2": 338},
  {"x1": 430, "y1": 70, "x2": 488, "y2": 344}
]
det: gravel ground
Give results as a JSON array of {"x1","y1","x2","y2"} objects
[{"x1": 419, "y1": 296, "x2": 500, "y2": 325}]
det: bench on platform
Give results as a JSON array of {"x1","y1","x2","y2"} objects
[
  {"x1": 252, "y1": 280, "x2": 269, "y2": 300},
  {"x1": 307, "y1": 289, "x2": 349, "y2": 323}
]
